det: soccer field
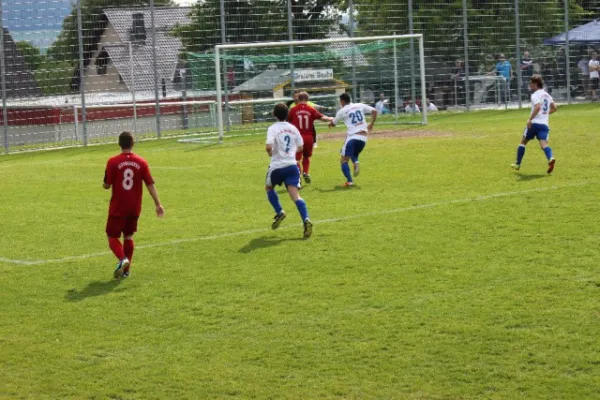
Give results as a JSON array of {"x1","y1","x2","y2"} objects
[{"x1": 1, "y1": 104, "x2": 600, "y2": 399}]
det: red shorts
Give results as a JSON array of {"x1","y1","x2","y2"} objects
[
  {"x1": 295, "y1": 134, "x2": 314, "y2": 161},
  {"x1": 105, "y1": 215, "x2": 139, "y2": 238}
]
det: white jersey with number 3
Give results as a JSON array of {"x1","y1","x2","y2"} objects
[
  {"x1": 266, "y1": 121, "x2": 303, "y2": 170},
  {"x1": 333, "y1": 103, "x2": 376, "y2": 141},
  {"x1": 530, "y1": 89, "x2": 554, "y2": 126}
]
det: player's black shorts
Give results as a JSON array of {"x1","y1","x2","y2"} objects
[{"x1": 591, "y1": 78, "x2": 600, "y2": 91}]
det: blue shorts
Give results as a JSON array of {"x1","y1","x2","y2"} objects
[
  {"x1": 341, "y1": 139, "x2": 367, "y2": 159},
  {"x1": 266, "y1": 165, "x2": 300, "y2": 188},
  {"x1": 523, "y1": 123, "x2": 550, "y2": 141}
]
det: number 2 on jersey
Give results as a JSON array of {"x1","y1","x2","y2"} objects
[
  {"x1": 122, "y1": 168, "x2": 134, "y2": 190},
  {"x1": 284, "y1": 135, "x2": 291, "y2": 153}
]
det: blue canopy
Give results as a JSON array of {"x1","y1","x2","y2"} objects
[{"x1": 544, "y1": 19, "x2": 600, "y2": 45}]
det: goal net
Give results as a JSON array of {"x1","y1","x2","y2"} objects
[{"x1": 187, "y1": 34, "x2": 427, "y2": 142}]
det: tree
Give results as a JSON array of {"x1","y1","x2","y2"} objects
[
  {"x1": 15, "y1": 41, "x2": 45, "y2": 72},
  {"x1": 176, "y1": 0, "x2": 341, "y2": 54}
]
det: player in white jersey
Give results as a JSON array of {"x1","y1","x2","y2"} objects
[
  {"x1": 328, "y1": 93, "x2": 378, "y2": 186},
  {"x1": 265, "y1": 103, "x2": 312, "y2": 238},
  {"x1": 512, "y1": 74, "x2": 557, "y2": 173}
]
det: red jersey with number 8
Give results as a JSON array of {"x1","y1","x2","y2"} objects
[{"x1": 104, "y1": 153, "x2": 154, "y2": 217}]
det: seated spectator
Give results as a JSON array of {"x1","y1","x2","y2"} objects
[
  {"x1": 405, "y1": 101, "x2": 420, "y2": 114},
  {"x1": 426, "y1": 98, "x2": 438, "y2": 112}
]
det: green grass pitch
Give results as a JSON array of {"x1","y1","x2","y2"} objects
[{"x1": 1, "y1": 104, "x2": 600, "y2": 399}]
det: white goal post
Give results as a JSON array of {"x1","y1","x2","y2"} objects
[{"x1": 214, "y1": 34, "x2": 427, "y2": 143}]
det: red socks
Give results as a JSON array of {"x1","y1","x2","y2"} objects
[
  {"x1": 124, "y1": 239, "x2": 135, "y2": 262},
  {"x1": 108, "y1": 238, "x2": 125, "y2": 260},
  {"x1": 302, "y1": 157, "x2": 310, "y2": 175}
]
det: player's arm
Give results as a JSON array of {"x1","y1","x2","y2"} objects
[
  {"x1": 312, "y1": 107, "x2": 333, "y2": 123},
  {"x1": 549, "y1": 102, "x2": 557, "y2": 114},
  {"x1": 145, "y1": 183, "x2": 165, "y2": 217},
  {"x1": 364, "y1": 105, "x2": 378, "y2": 132},
  {"x1": 329, "y1": 109, "x2": 343, "y2": 128},
  {"x1": 265, "y1": 128, "x2": 275, "y2": 156},
  {"x1": 528, "y1": 103, "x2": 542, "y2": 128},
  {"x1": 102, "y1": 164, "x2": 113, "y2": 189},
  {"x1": 295, "y1": 130, "x2": 304, "y2": 154}
]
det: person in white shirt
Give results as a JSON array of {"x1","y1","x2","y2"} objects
[
  {"x1": 589, "y1": 52, "x2": 599, "y2": 101},
  {"x1": 375, "y1": 92, "x2": 389, "y2": 114},
  {"x1": 426, "y1": 98, "x2": 438, "y2": 112},
  {"x1": 405, "y1": 102, "x2": 420, "y2": 113},
  {"x1": 328, "y1": 93, "x2": 378, "y2": 187},
  {"x1": 511, "y1": 74, "x2": 557, "y2": 174},
  {"x1": 265, "y1": 103, "x2": 312, "y2": 238},
  {"x1": 578, "y1": 54, "x2": 590, "y2": 99}
]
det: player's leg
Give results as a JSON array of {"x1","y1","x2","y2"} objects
[
  {"x1": 340, "y1": 140, "x2": 354, "y2": 185},
  {"x1": 121, "y1": 217, "x2": 138, "y2": 277},
  {"x1": 302, "y1": 135, "x2": 314, "y2": 184},
  {"x1": 537, "y1": 128, "x2": 555, "y2": 173},
  {"x1": 512, "y1": 128, "x2": 532, "y2": 170},
  {"x1": 106, "y1": 217, "x2": 130, "y2": 279},
  {"x1": 266, "y1": 168, "x2": 286, "y2": 229},
  {"x1": 286, "y1": 181, "x2": 312, "y2": 238},
  {"x1": 352, "y1": 141, "x2": 366, "y2": 177}
]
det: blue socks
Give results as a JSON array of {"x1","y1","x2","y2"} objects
[
  {"x1": 267, "y1": 189, "x2": 282, "y2": 214},
  {"x1": 295, "y1": 199, "x2": 309, "y2": 222},
  {"x1": 543, "y1": 146, "x2": 553, "y2": 161},
  {"x1": 341, "y1": 162, "x2": 353, "y2": 182},
  {"x1": 516, "y1": 144, "x2": 526, "y2": 165}
]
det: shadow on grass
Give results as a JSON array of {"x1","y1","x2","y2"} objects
[
  {"x1": 65, "y1": 279, "x2": 126, "y2": 302},
  {"x1": 314, "y1": 185, "x2": 361, "y2": 193},
  {"x1": 515, "y1": 173, "x2": 548, "y2": 181},
  {"x1": 239, "y1": 236, "x2": 305, "y2": 254}
]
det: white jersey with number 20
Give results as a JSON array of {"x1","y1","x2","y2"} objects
[
  {"x1": 530, "y1": 89, "x2": 554, "y2": 127},
  {"x1": 266, "y1": 121, "x2": 303, "y2": 170},
  {"x1": 333, "y1": 103, "x2": 376, "y2": 141}
]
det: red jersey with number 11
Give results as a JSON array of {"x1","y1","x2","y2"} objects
[
  {"x1": 288, "y1": 103, "x2": 323, "y2": 137},
  {"x1": 104, "y1": 152, "x2": 154, "y2": 217}
]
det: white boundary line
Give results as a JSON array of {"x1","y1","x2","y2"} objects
[{"x1": 0, "y1": 181, "x2": 594, "y2": 266}]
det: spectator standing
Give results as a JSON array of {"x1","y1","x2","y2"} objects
[
  {"x1": 375, "y1": 93, "x2": 390, "y2": 115},
  {"x1": 521, "y1": 51, "x2": 534, "y2": 100},
  {"x1": 578, "y1": 53, "x2": 590, "y2": 99},
  {"x1": 589, "y1": 52, "x2": 599, "y2": 102},
  {"x1": 488, "y1": 53, "x2": 514, "y2": 103}
]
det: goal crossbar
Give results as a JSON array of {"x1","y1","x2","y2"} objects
[{"x1": 214, "y1": 34, "x2": 427, "y2": 142}]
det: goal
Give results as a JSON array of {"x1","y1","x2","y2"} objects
[{"x1": 188, "y1": 34, "x2": 427, "y2": 142}]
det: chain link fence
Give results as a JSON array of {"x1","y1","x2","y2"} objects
[{"x1": 0, "y1": 0, "x2": 598, "y2": 152}]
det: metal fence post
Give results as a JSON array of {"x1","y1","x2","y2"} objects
[
  {"x1": 76, "y1": 0, "x2": 88, "y2": 146},
  {"x1": 348, "y1": 0, "x2": 357, "y2": 101},
  {"x1": 220, "y1": 0, "x2": 230, "y2": 133},
  {"x1": 515, "y1": 0, "x2": 522, "y2": 108},
  {"x1": 564, "y1": 0, "x2": 571, "y2": 104},
  {"x1": 408, "y1": 0, "x2": 416, "y2": 105},
  {"x1": 462, "y1": 0, "x2": 470, "y2": 111},
  {"x1": 288, "y1": 0, "x2": 295, "y2": 92},
  {"x1": 150, "y1": 0, "x2": 161, "y2": 138},
  {"x1": 0, "y1": 8, "x2": 9, "y2": 153}
]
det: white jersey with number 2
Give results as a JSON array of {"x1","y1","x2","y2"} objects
[
  {"x1": 266, "y1": 121, "x2": 303, "y2": 170},
  {"x1": 530, "y1": 89, "x2": 554, "y2": 127},
  {"x1": 333, "y1": 103, "x2": 376, "y2": 142}
]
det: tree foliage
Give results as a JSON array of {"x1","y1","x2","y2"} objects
[{"x1": 176, "y1": 0, "x2": 341, "y2": 54}]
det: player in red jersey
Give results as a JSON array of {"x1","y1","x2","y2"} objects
[
  {"x1": 103, "y1": 131, "x2": 164, "y2": 279},
  {"x1": 287, "y1": 92, "x2": 333, "y2": 184}
]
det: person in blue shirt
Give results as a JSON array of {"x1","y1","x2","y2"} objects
[{"x1": 488, "y1": 53, "x2": 514, "y2": 103}]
